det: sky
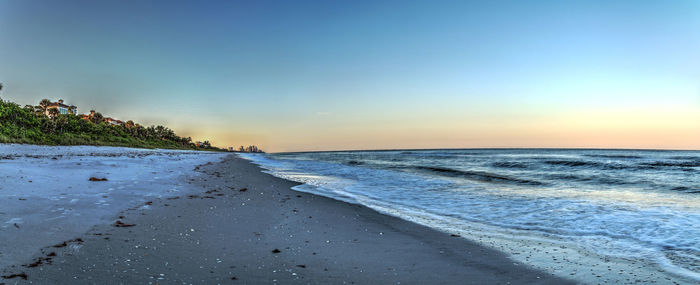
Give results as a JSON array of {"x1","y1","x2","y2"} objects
[{"x1": 0, "y1": 0, "x2": 698, "y2": 152}]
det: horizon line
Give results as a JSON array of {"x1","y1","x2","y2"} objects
[{"x1": 269, "y1": 146, "x2": 700, "y2": 154}]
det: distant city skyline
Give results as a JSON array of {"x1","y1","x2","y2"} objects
[{"x1": 1, "y1": 0, "x2": 698, "y2": 152}]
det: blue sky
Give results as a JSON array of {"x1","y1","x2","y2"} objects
[{"x1": 1, "y1": 0, "x2": 698, "y2": 151}]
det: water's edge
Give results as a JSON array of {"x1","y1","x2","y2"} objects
[{"x1": 239, "y1": 150, "x2": 699, "y2": 284}]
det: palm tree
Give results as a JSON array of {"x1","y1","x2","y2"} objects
[
  {"x1": 90, "y1": 112, "x2": 104, "y2": 124},
  {"x1": 38, "y1": 99, "x2": 51, "y2": 115}
]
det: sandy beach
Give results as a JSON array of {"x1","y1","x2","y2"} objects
[
  {"x1": 3, "y1": 0, "x2": 698, "y2": 283},
  {"x1": 1, "y1": 151, "x2": 573, "y2": 284}
]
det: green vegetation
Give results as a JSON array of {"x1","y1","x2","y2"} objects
[{"x1": 0, "y1": 95, "x2": 222, "y2": 151}]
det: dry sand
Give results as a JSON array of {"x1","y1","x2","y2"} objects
[{"x1": 1, "y1": 155, "x2": 574, "y2": 284}]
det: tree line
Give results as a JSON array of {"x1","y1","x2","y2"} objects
[{"x1": 0, "y1": 86, "x2": 222, "y2": 151}]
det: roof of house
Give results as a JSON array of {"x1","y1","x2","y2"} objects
[
  {"x1": 46, "y1": 101, "x2": 76, "y2": 109},
  {"x1": 105, "y1": 117, "x2": 123, "y2": 124}
]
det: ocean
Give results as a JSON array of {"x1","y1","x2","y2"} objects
[{"x1": 240, "y1": 149, "x2": 699, "y2": 283}]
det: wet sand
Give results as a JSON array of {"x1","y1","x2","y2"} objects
[{"x1": 1, "y1": 155, "x2": 573, "y2": 284}]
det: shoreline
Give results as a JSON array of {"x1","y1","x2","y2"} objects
[
  {"x1": 2, "y1": 154, "x2": 573, "y2": 284},
  {"x1": 244, "y1": 151, "x2": 699, "y2": 284}
]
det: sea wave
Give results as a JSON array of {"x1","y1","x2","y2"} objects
[
  {"x1": 408, "y1": 166, "x2": 545, "y2": 185},
  {"x1": 583, "y1": 154, "x2": 644, "y2": 159},
  {"x1": 641, "y1": 161, "x2": 700, "y2": 168},
  {"x1": 239, "y1": 149, "x2": 700, "y2": 283},
  {"x1": 491, "y1": 161, "x2": 530, "y2": 169},
  {"x1": 542, "y1": 159, "x2": 604, "y2": 168}
]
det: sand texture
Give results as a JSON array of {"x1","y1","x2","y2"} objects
[{"x1": 1, "y1": 155, "x2": 573, "y2": 284}]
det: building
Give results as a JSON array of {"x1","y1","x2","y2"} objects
[
  {"x1": 236, "y1": 145, "x2": 263, "y2": 153},
  {"x1": 104, "y1": 117, "x2": 123, "y2": 126},
  {"x1": 79, "y1": 110, "x2": 123, "y2": 126},
  {"x1": 45, "y1": 99, "x2": 77, "y2": 117},
  {"x1": 80, "y1": 110, "x2": 96, "y2": 121}
]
